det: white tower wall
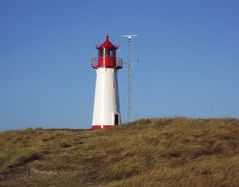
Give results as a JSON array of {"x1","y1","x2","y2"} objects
[{"x1": 92, "y1": 67, "x2": 120, "y2": 128}]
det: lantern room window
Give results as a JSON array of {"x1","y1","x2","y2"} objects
[
  {"x1": 110, "y1": 50, "x2": 116, "y2": 57},
  {"x1": 98, "y1": 49, "x2": 103, "y2": 57},
  {"x1": 104, "y1": 49, "x2": 110, "y2": 57},
  {"x1": 98, "y1": 49, "x2": 116, "y2": 57}
]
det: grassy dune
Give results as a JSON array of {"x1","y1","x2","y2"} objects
[{"x1": 0, "y1": 118, "x2": 239, "y2": 187}]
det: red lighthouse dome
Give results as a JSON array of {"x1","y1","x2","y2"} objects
[
  {"x1": 91, "y1": 35, "x2": 122, "y2": 69},
  {"x1": 97, "y1": 35, "x2": 117, "y2": 50}
]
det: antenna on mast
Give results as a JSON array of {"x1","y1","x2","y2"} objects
[{"x1": 121, "y1": 34, "x2": 138, "y2": 123}]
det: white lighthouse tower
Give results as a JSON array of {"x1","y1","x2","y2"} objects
[{"x1": 91, "y1": 35, "x2": 123, "y2": 129}]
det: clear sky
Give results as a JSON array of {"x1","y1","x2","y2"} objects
[{"x1": 0, "y1": 0, "x2": 239, "y2": 131}]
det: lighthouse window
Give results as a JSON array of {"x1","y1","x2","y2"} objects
[
  {"x1": 98, "y1": 49, "x2": 103, "y2": 57},
  {"x1": 101, "y1": 49, "x2": 116, "y2": 57},
  {"x1": 103, "y1": 49, "x2": 110, "y2": 57},
  {"x1": 110, "y1": 50, "x2": 116, "y2": 57}
]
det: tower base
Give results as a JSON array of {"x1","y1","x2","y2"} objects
[{"x1": 91, "y1": 125, "x2": 113, "y2": 129}]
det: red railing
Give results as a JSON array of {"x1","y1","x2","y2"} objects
[{"x1": 91, "y1": 57, "x2": 123, "y2": 69}]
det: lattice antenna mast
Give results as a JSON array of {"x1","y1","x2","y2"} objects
[{"x1": 122, "y1": 34, "x2": 138, "y2": 123}]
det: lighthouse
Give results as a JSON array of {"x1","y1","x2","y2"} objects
[{"x1": 91, "y1": 35, "x2": 123, "y2": 129}]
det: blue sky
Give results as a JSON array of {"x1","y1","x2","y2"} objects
[{"x1": 0, "y1": 0, "x2": 239, "y2": 131}]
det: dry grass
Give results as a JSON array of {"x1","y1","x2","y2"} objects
[{"x1": 0, "y1": 118, "x2": 239, "y2": 187}]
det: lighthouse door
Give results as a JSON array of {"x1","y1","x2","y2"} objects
[{"x1": 114, "y1": 113, "x2": 120, "y2": 125}]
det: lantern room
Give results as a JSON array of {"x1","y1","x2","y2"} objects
[{"x1": 91, "y1": 35, "x2": 122, "y2": 69}]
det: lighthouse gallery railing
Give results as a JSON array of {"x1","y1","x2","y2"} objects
[{"x1": 91, "y1": 57, "x2": 123, "y2": 69}]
